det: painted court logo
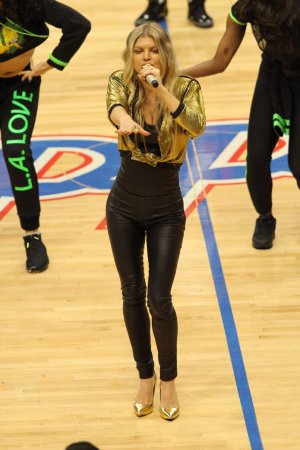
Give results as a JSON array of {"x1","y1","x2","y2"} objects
[{"x1": 0, "y1": 120, "x2": 290, "y2": 228}]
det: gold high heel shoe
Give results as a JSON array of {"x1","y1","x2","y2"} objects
[
  {"x1": 133, "y1": 373, "x2": 156, "y2": 417},
  {"x1": 159, "y1": 406, "x2": 180, "y2": 420},
  {"x1": 159, "y1": 381, "x2": 180, "y2": 420}
]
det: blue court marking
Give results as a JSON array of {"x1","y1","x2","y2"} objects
[
  {"x1": 197, "y1": 197, "x2": 263, "y2": 450},
  {"x1": 157, "y1": 19, "x2": 168, "y2": 30}
]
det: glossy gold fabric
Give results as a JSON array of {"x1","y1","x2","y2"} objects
[{"x1": 106, "y1": 70, "x2": 206, "y2": 166}]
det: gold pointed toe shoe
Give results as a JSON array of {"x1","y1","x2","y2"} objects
[
  {"x1": 159, "y1": 406, "x2": 180, "y2": 420},
  {"x1": 133, "y1": 374, "x2": 156, "y2": 417},
  {"x1": 133, "y1": 402, "x2": 154, "y2": 417}
]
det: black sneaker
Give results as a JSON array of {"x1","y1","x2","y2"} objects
[
  {"x1": 188, "y1": 4, "x2": 214, "y2": 28},
  {"x1": 252, "y1": 216, "x2": 276, "y2": 249},
  {"x1": 135, "y1": 1, "x2": 168, "y2": 26},
  {"x1": 23, "y1": 233, "x2": 49, "y2": 273}
]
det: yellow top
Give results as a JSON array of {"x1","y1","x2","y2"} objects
[{"x1": 106, "y1": 70, "x2": 206, "y2": 166}]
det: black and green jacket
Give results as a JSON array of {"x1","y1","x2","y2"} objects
[{"x1": 0, "y1": 0, "x2": 91, "y2": 70}]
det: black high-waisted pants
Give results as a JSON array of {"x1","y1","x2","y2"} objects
[
  {"x1": 0, "y1": 72, "x2": 41, "y2": 230},
  {"x1": 106, "y1": 155, "x2": 186, "y2": 381},
  {"x1": 247, "y1": 61, "x2": 300, "y2": 214}
]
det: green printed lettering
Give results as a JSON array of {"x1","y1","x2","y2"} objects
[
  {"x1": 15, "y1": 175, "x2": 33, "y2": 191},
  {"x1": 6, "y1": 134, "x2": 27, "y2": 145},
  {"x1": 9, "y1": 150, "x2": 33, "y2": 191},
  {"x1": 11, "y1": 99, "x2": 31, "y2": 116},
  {"x1": 8, "y1": 114, "x2": 28, "y2": 134},
  {"x1": 13, "y1": 90, "x2": 33, "y2": 102},
  {"x1": 8, "y1": 155, "x2": 28, "y2": 173}
]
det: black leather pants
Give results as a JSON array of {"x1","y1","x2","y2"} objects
[{"x1": 106, "y1": 157, "x2": 185, "y2": 381}]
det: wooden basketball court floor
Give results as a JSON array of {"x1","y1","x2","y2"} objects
[{"x1": 0, "y1": 1, "x2": 300, "y2": 449}]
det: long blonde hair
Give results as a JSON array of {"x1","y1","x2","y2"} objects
[{"x1": 122, "y1": 22, "x2": 178, "y2": 128}]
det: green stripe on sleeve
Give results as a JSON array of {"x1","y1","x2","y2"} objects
[
  {"x1": 48, "y1": 54, "x2": 68, "y2": 67},
  {"x1": 229, "y1": 9, "x2": 247, "y2": 26}
]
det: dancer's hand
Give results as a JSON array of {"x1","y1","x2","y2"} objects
[{"x1": 19, "y1": 58, "x2": 53, "y2": 82}]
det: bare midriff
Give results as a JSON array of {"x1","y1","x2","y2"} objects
[{"x1": 0, "y1": 49, "x2": 35, "y2": 78}]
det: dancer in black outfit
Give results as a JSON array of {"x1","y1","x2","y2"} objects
[
  {"x1": 106, "y1": 22, "x2": 205, "y2": 420},
  {"x1": 135, "y1": 0, "x2": 213, "y2": 28},
  {"x1": 0, "y1": 0, "x2": 90, "y2": 272},
  {"x1": 182, "y1": 0, "x2": 300, "y2": 249}
]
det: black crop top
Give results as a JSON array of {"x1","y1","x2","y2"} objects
[
  {"x1": 0, "y1": 0, "x2": 91, "y2": 70},
  {"x1": 135, "y1": 123, "x2": 161, "y2": 156}
]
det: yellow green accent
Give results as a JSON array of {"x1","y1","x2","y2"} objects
[
  {"x1": 273, "y1": 113, "x2": 290, "y2": 136},
  {"x1": 49, "y1": 54, "x2": 68, "y2": 67},
  {"x1": 229, "y1": 9, "x2": 247, "y2": 26},
  {"x1": 0, "y1": 17, "x2": 48, "y2": 38}
]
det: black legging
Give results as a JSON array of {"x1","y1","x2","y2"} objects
[
  {"x1": 0, "y1": 73, "x2": 41, "y2": 230},
  {"x1": 247, "y1": 62, "x2": 300, "y2": 214},
  {"x1": 106, "y1": 156, "x2": 185, "y2": 381}
]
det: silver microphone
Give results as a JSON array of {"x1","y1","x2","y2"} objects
[{"x1": 146, "y1": 74, "x2": 159, "y2": 88}]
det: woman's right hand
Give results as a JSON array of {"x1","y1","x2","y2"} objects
[
  {"x1": 116, "y1": 118, "x2": 151, "y2": 137},
  {"x1": 138, "y1": 64, "x2": 162, "y2": 89}
]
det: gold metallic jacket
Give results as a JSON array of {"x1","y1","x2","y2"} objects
[{"x1": 106, "y1": 70, "x2": 206, "y2": 166}]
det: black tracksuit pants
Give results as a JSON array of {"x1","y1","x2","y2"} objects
[
  {"x1": 0, "y1": 73, "x2": 41, "y2": 231},
  {"x1": 247, "y1": 62, "x2": 300, "y2": 214}
]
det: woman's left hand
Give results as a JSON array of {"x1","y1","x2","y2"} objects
[{"x1": 19, "y1": 58, "x2": 53, "y2": 82}]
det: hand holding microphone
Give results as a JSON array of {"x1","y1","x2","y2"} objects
[
  {"x1": 140, "y1": 64, "x2": 160, "y2": 88},
  {"x1": 145, "y1": 73, "x2": 159, "y2": 88}
]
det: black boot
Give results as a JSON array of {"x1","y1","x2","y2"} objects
[
  {"x1": 23, "y1": 233, "x2": 49, "y2": 273},
  {"x1": 135, "y1": 1, "x2": 168, "y2": 27},
  {"x1": 188, "y1": 0, "x2": 213, "y2": 28},
  {"x1": 252, "y1": 216, "x2": 276, "y2": 249}
]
